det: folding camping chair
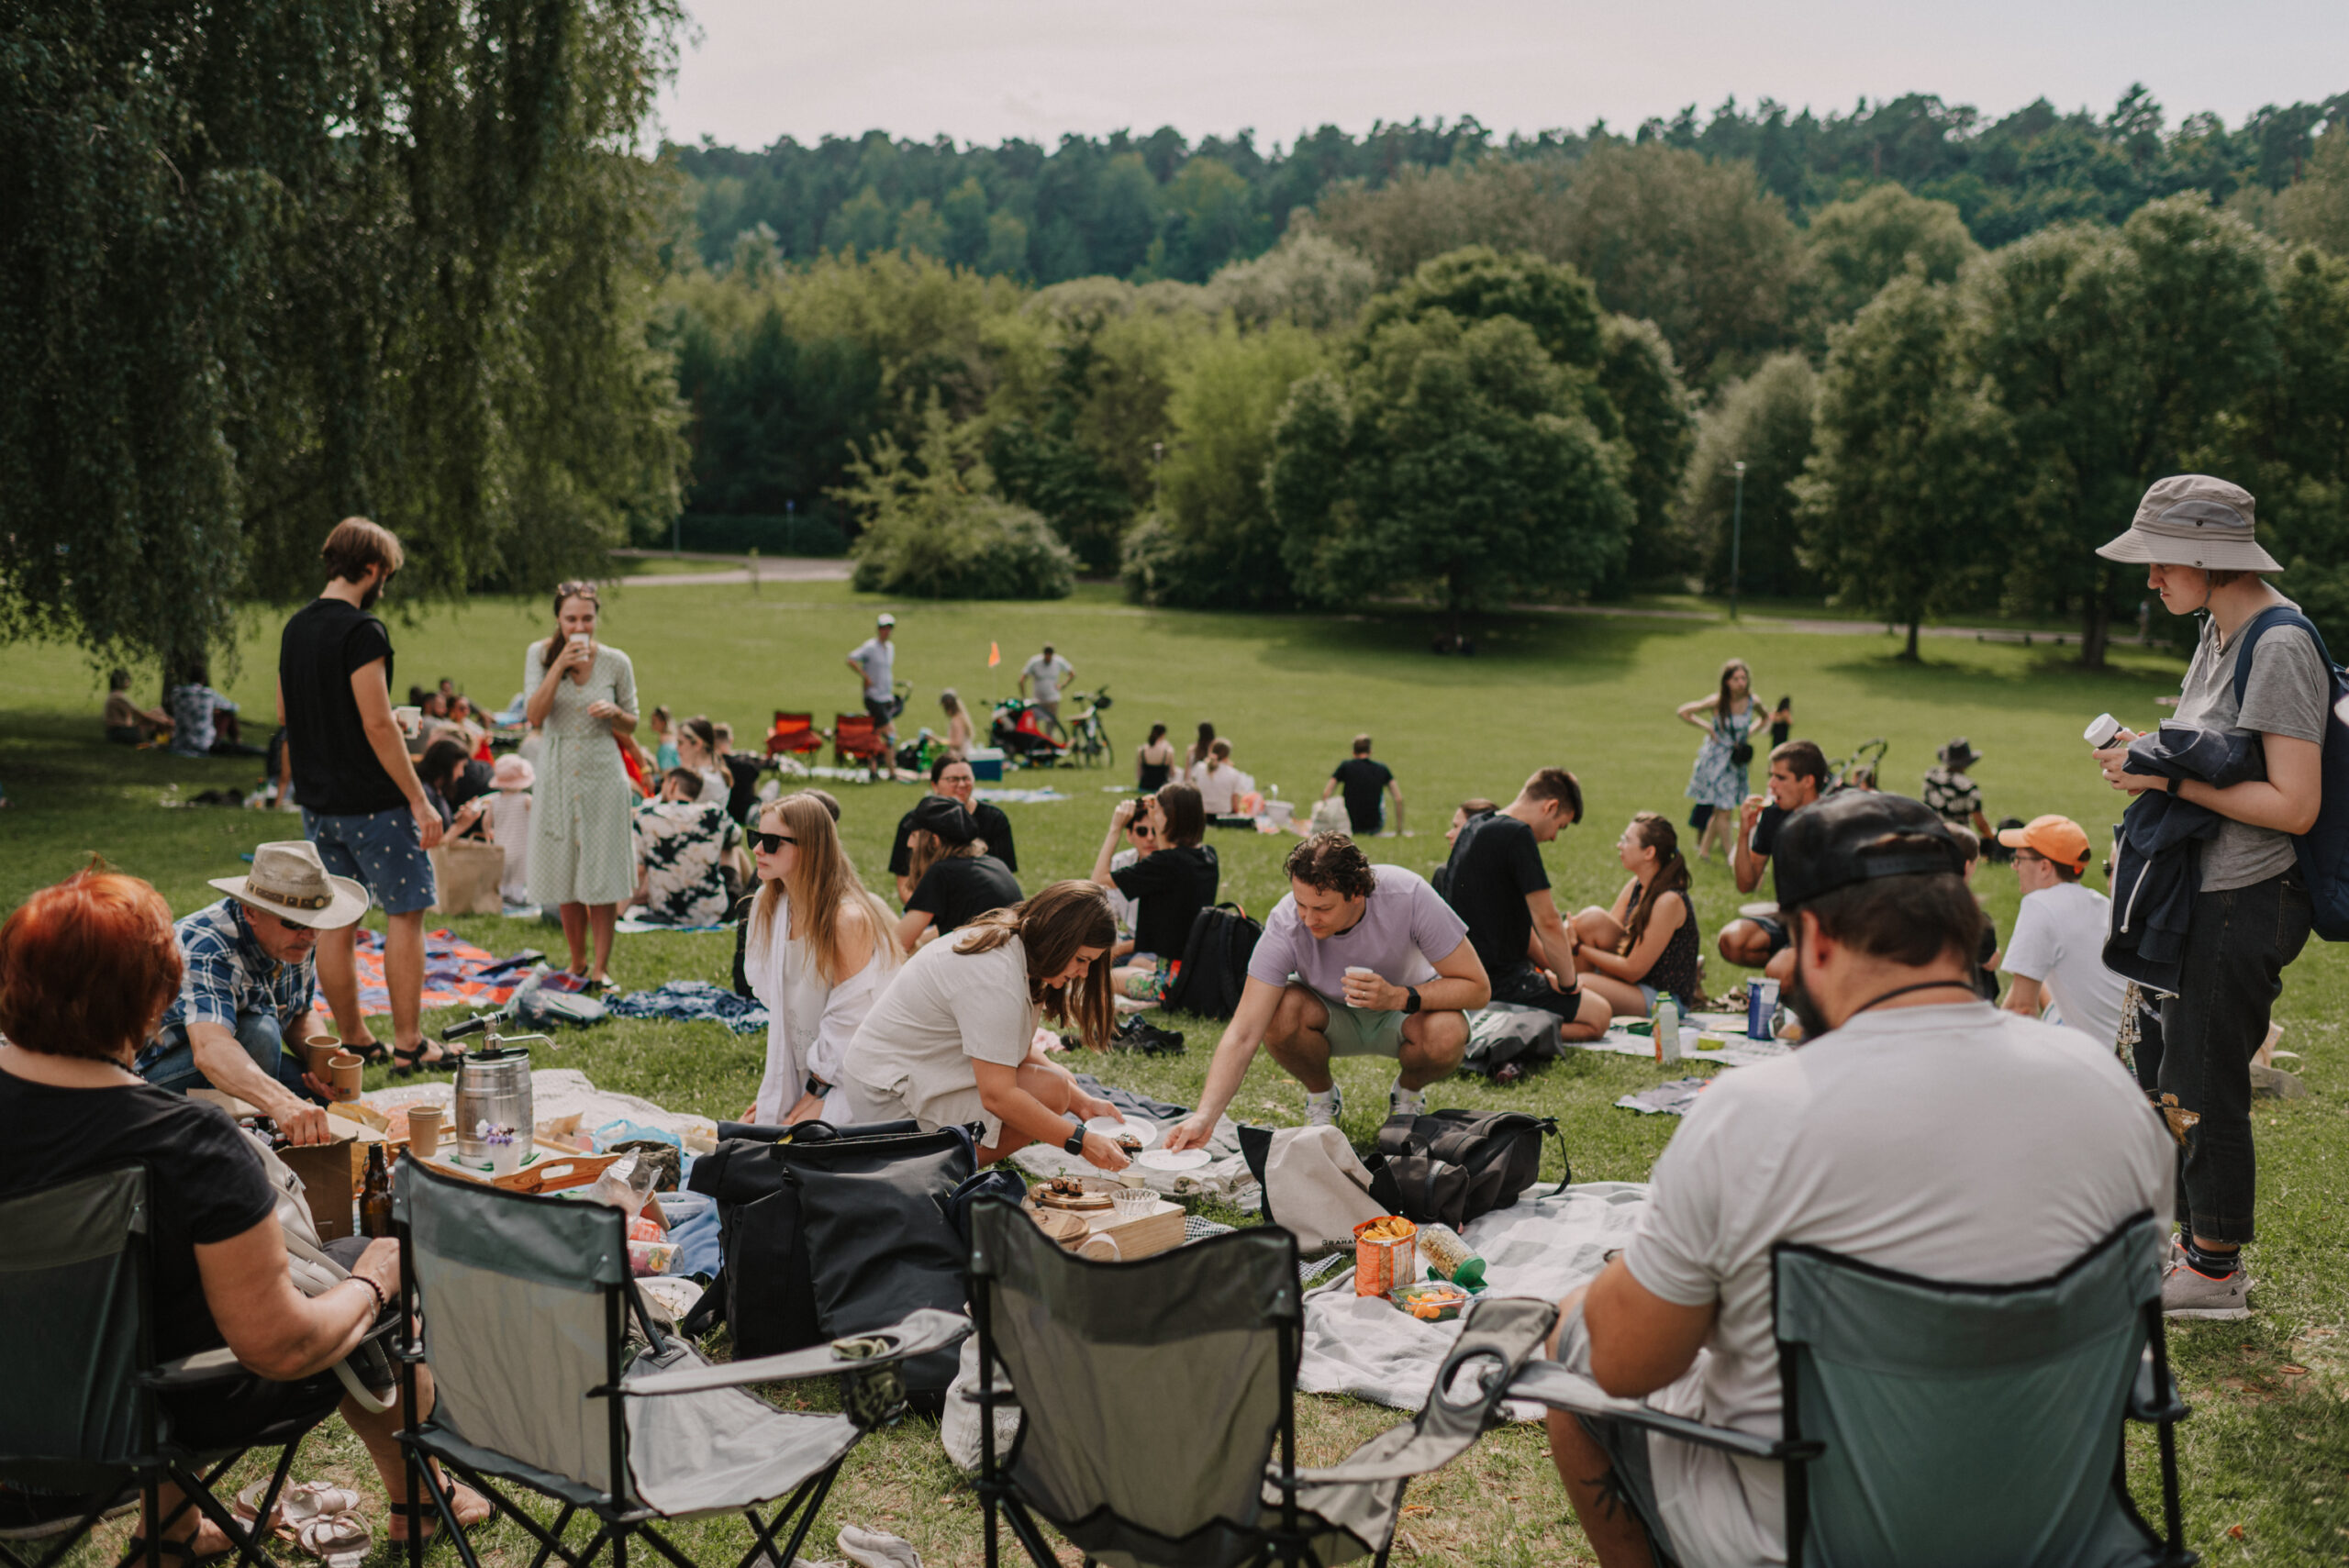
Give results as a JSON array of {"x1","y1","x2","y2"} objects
[
  {"x1": 0, "y1": 1167, "x2": 343, "y2": 1568},
  {"x1": 829, "y1": 714, "x2": 889, "y2": 771},
  {"x1": 1508, "y1": 1211, "x2": 2197, "y2": 1567},
  {"x1": 392, "y1": 1160, "x2": 968, "y2": 1568},
  {"x1": 966, "y1": 1198, "x2": 1554, "y2": 1568},
  {"x1": 765, "y1": 712, "x2": 822, "y2": 761}
]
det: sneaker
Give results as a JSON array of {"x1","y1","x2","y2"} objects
[
  {"x1": 1306, "y1": 1086, "x2": 1343, "y2": 1127},
  {"x1": 1388, "y1": 1084, "x2": 1427, "y2": 1119},
  {"x1": 2162, "y1": 1261, "x2": 2252, "y2": 1319}
]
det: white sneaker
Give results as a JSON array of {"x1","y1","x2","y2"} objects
[
  {"x1": 1389, "y1": 1084, "x2": 1427, "y2": 1119},
  {"x1": 1306, "y1": 1086, "x2": 1343, "y2": 1127}
]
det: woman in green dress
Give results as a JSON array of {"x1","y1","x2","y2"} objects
[{"x1": 525, "y1": 582, "x2": 639, "y2": 986}]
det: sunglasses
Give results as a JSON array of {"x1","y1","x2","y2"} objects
[{"x1": 750, "y1": 831, "x2": 798, "y2": 853}]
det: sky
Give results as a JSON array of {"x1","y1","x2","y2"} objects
[{"x1": 659, "y1": 0, "x2": 2349, "y2": 153}]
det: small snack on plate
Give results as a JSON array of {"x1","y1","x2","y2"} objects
[
  {"x1": 1389, "y1": 1281, "x2": 1471, "y2": 1321},
  {"x1": 1116, "y1": 1133, "x2": 1143, "y2": 1152}
]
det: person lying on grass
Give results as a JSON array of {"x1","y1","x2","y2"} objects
[
  {"x1": 1165, "y1": 833, "x2": 1490, "y2": 1148},
  {"x1": 834, "y1": 882, "x2": 1130, "y2": 1172}
]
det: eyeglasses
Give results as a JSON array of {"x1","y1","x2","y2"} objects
[{"x1": 750, "y1": 831, "x2": 798, "y2": 853}]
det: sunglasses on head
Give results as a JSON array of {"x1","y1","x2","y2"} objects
[{"x1": 750, "y1": 831, "x2": 797, "y2": 853}]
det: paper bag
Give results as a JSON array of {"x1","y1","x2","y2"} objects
[{"x1": 429, "y1": 840, "x2": 505, "y2": 915}]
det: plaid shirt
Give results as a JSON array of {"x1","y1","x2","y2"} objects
[{"x1": 151, "y1": 898, "x2": 317, "y2": 1043}]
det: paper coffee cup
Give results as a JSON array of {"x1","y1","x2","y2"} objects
[
  {"x1": 406, "y1": 1106, "x2": 444, "y2": 1159},
  {"x1": 392, "y1": 705, "x2": 421, "y2": 736},
  {"x1": 303, "y1": 1035, "x2": 341, "y2": 1080},
  {"x1": 328, "y1": 1051, "x2": 363, "y2": 1102}
]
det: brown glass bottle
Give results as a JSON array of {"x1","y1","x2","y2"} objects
[{"x1": 360, "y1": 1142, "x2": 394, "y2": 1239}]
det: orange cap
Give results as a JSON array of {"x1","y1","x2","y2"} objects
[{"x1": 1997, "y1": 814, "x2": 2092, "y2": 873}]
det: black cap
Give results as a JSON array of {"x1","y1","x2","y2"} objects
[
  {"x1": 908, "y1": 794, "x2": 975, "y2": 846},
  {"x1": 1773, "y1": 792, "x2": 1965, "y2": 909}
]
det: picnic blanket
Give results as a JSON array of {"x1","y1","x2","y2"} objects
[
  {"x1": 1616, "y1": 1077, "x2": 1713, "y2": 1117},
  {"x1": 305, "y1": 928, "x2": 527, "y2": 1022},
  {"x1": 1296, "y1": 1181, "x2": 1650, "y2": 1412},
  {"x1": 973, "y1": 786, "x2": 1070, "y2": 804},
  {"x1": 607, "y1": 980, "x2": 769, "y2": 1035},
  {"x1": 362, "y1": 1067, "x2": 720, "y2": 1151},
  {"x1": 1010, "y1": 1073, "x2": 1258, "y2": 1203}
]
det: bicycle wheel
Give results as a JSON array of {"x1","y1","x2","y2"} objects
[{"x1": 1081, "y1": 716, "x2": 1109, "y2": 767}]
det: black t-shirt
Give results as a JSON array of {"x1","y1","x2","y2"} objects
[
  {"x1": 0, "y1": 1071, "x2": 276, "y2": 1362},
  {"x1": 1441, "y1": 812, "x2": 1549, "y2": 979},
  {"x1": 1749, "y1": 803, "x2": 1787, "y2": 858},
  {"x1": 888, "y1": 800, "x2": 1018, "y2": 876},
  {"x1": 1112, "y1": 844, "x2": 1220, "y2": 959},
  {"x1": 907, "y1": 854, "x2": 1023, "y2": 935},
  {"x1": 1331, "y1": 758, "x2": 1395, "y2": 833},
  {"x1": 720, "y1": 752, "x2": 763, "y2": 824},
  {"x1": 279, "y1": 598, "x2": 405, "y2": 815}
]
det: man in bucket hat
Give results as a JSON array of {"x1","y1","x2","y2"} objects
[
  {"x1": 2089, "y1": 474, "x2": 2326, "y2": 1319},
  {"x1": 1538, "y1": 793, "x2": 2168, "y2": 1566},
  {"x1": 1920, "y1": 737, "x2": 1990, "y2": 838},
  {"x1": 135, "y1": 841, "x2": 369, "y2": 1146}
]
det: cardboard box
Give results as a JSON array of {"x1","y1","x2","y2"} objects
[{"x1": 279, "y1": 1138, "x2": 360, "y2": 1241}]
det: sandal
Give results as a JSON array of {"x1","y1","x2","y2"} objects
[
  {"x1": 295, "y1": 1512, "x2": 371, "y2": 1568},
  {"x1": 279, "y1": 1484, "x2": 362, "y2": 1529},
  {"x1": 230, "y1": 1482, "x2": 283, "y2": 1533},
  {"x1": 388, "y1": 1042, "x2": 464, "y2": 1077},
  {"x1": 385, "y1": 1481, "x2": 489, "y2": 1544}
]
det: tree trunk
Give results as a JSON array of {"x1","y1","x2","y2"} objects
[
  {"x1": 1905, "y1": 618, "x2": 1921, "y2": 661},
  {"x1": 2081, "y1": 589, "x2": 2110, "y2": 670}
]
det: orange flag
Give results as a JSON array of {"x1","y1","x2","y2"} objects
[{"x1": 987, "y1": 640, "x2": 1000, "y2": 668}]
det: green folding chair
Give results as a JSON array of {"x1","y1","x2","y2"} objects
[
  {"x1": 1511, "y1": 1211, "x2": 2197, "y2": 1567},
  {"x1": 0, "y1": 1166, "x2": 333, "y2": 1568},
  {"x1": 393, "y1": 1158, "x2": 967, "y2": 1568}
]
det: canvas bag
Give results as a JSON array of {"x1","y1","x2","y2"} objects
[
  {"x1": 1364, "y1": 1109, "x2": 1570, "y2": 1231},
  {"x1": 1244, "y1": 1125, "x2": 1386, "y2": 1249},
  {"x1": 243, "y1": 1130, "x2": 395, "y2": 1412},
  {"x1": 429, "y1": 840, "x2": 504, "y2": 915}
]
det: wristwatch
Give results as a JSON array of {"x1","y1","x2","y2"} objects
[
  {"x1": 805, "y1": 1074, "x2": 827, "y2": 1099},
  {"x1": 1402, "y1": 985, "x2": 1423, "y2": 1015},
  {"x1": 1063, "y1": 1118, "x2": 1087, "y2": 1156}
]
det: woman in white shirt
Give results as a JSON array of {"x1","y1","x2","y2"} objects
[
  {"x1": 674, "y1": 715, "x2": 729, "y2": 806},
  {"x1": 1190, "y1": 738, "x2": 1241, "y2": 814},
  {"x1": 835, "y1": 882, "x2": 1131, "y2": 1170},
  {"x1": 742, "y1": 793, "x2": 901, "y2": 1126}
]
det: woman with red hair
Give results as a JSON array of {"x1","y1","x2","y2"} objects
[{"x1": 0, "y1": 863, "x2": 486, "y2": 1553}]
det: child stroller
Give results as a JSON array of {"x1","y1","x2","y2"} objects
[{"x1": 989, "y1": 695, "x2": 1067, "y2": 767}]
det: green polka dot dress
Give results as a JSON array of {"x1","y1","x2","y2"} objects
[{"x1": 527, "y1": 641, "x2": 640, "y2": 907}]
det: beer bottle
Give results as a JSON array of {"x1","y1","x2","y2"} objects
[{"x1": 360, "y1": 1143, "x2": 395, "y2": 1240}]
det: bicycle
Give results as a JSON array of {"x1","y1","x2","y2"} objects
[
  {"x1": 1063, "y1": 684, "x2": 1113, "y2": 769},
  {"x1": 1830, "y1": 737, "x2": 1888, "y2": 791}
]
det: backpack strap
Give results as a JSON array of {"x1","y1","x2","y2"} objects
[
  {"x1": 1542, "y1": 1117, "x2": 1573, "y2": 1198},
  {"x1": 2230, "y1": 606, "x2": 2342, "y2": 709}
]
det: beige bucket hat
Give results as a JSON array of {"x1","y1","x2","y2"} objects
[
  {"x1": 2096, "y1": 474, "x2": 2279, "y2": 572},
  {"x1": 209, "y1": 840, "x2": 370, "y2": 929}
]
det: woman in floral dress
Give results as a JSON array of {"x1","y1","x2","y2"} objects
[
  {"x1": 1676, "y1": 657, "x2": 1763, "y2": 862},
  {"x1": 526, "y1": 583, "x2": 638, "y2": 985}
]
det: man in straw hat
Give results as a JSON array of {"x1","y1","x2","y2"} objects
[
  {"x1": 134, "y1": 841, "x2": 369, "y2": 1146},
  {"x1": 2088, "y1": 474, "x2": 2326, "y2": 1320},
  {"x1": 1540, "y1": 793, "x2": 2168, "y2": 1566}
]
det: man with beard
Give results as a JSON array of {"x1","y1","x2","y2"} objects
[
  {"x1": 1539, "y1": 793, "x2": 2170, "y2": 1567},
  {"x1": 275, "y1": 517, "x2": 451, "y2": 1072}
]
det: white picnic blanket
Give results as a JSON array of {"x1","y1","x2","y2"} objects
[
  {"x1": 1578, "y1": 1026, "x2": 1791, "y2": 1071},
  {"x1": 1296, "y1": 1181, "x2": 1651, "y2": 1413},
  {"x1": 362, "y1": 1068, "x2": 719, "y2": 1151},
  {"x1": 1009, "y1": 1106, "x2": 1257, "y2": 1203}
]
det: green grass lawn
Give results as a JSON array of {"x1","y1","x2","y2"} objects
[{"x1": 6, "y1": 580, "x2": 2344, "y2": 1565}]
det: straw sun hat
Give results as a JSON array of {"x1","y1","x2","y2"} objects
[{"x1": 209, "y1": 840, "x2": 369, "y2": 929}]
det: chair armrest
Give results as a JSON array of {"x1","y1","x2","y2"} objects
[
  {"x1": 2128, "y1": 1348, "x2": 2189, "y2": 1424},
  {"x1": 1505, "y1": 1362, "x2": 1813, "y2": 1463},
  {"x1": 1291, "y1": 1423, "x2": 1464, "y2": 1486},
  {"x1": 142, "y1": 1347, "x2": 247, "y2": 1390},
  {"x1": 621, "y1": 1308, "x2": 970, "y2": 1398}
]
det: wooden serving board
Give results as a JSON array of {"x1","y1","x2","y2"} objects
[{"x1": 409, "y1": 1140, "x2": 621, "y2": 1195}]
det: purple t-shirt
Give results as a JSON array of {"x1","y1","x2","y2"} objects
[{"x1": 1246, "y1": 864, "x2": 1469, "y2": 996}]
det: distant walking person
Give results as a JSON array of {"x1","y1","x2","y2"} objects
[
  {"x1": 275, "y1": 517, "x2": 451, "y2": 1071},
  {"x1": 526, "y1": 582, "x2": 640, "y2": 988},
  {"x1": 846, "y1": 613, "x2": 898, "y2": 767},
  {"x1": 1018, "y1": 642, "x2": 1074, "y2": 737},
  {"x1": 1324, "y1": 733, "x2": 1405, "y2": 836},
  {"x1": 1678, "y1": 657, "x2": 1765, "y2": 862}
]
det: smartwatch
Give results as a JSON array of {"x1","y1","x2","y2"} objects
[
  {"x1": 805, "y1": 1074, "x2": 828, "y2": 1099},
  {"x1": 1402, "y1": 985, "x2": 1423, "y2": 1016},
  {"x1": 1063, "y1": 1118, "x2": 1087, "y2": 1156}
]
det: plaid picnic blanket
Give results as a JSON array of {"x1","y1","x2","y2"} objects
[{"x1": 306, "y1": 927, "x2": 526, "y2": 1020}]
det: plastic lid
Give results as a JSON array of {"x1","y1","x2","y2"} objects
[{"x1": 1453, "y1": 1258, "x2": 1486, "y2": 1291}]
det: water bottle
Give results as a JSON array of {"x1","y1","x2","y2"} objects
[{"x1": 1653, "y1": 995, "x2": 1680, "y2": 1062}]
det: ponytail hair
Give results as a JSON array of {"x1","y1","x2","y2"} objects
[{"x1": 1622, "y1": 810, "x2": 1692, "y2": 952}]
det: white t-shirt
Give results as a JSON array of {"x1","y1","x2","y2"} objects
[
  {"x1": 1021, "y1": 652, "x2": 1072, "y2": 702},
  {"x1": 1621, "y1": 1002, "x2": 2171, "y2": 1566},
  {"x1": 842, "y1": 930, "x2": 1036, "y2": 1143},
  {"x1": 849, "y1": 637, "x2": 896, "y2": 702},
  {"x1": 2003, "y1": 881, "x2": 2129, "y2": 1051}
]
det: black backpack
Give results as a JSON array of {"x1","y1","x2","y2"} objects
[
  {"x1": 1364, "y1": 1110, "x2": 1570, "y2": 1231},
  {"x1": 1161, "y1": 902, "x2": 1262, "y2": 1018}
]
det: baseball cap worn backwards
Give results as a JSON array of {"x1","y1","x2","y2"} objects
[
  {"x1": 1773, "y1": 793, "x2": 1966, "y2": 910},
  {"x1": 907, "y1": 794, "x2": 974, "y2": 845},
  {"x1": 1997, "y1": 814, "x2": 2092, "y2": 874},
  {"x1": 2096, "y1": 475, "x2": 2279, "y2": 572}
]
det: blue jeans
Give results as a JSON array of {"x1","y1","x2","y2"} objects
[{"x1": 139, "y1": 1012, "x2": 317, "y2": 1100}]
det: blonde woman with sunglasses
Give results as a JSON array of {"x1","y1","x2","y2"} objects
[{"x1": 742, "y1": 793, "x2": 901, "y2": 1126}]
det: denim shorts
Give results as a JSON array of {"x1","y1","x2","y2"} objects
[{"x1": 303, "y1": 805, "x2": 434, "y2": 915}]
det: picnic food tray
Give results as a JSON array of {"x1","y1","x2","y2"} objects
[{"x1": 409, "y1": 1139, "x2": 621, "y2": 1195}]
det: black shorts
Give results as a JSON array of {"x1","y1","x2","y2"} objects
[
  {"x1": 1749, "y1": 914, "x2": 1789, "y2": 956},
  {"x1": 863, "y1": 697, "x2": 896, "y2": 728},
  {"x1": 1489, "y1": 962, "x2": 1584, "y2": 1018}
]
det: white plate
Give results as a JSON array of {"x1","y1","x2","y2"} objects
[
  {"x1": 1085, "y1": 1117, "x2": 1160, "y2": 1149},
  {"x1": 1138, "y1": 1147, "x2": 1209, "y2": 1172}
]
